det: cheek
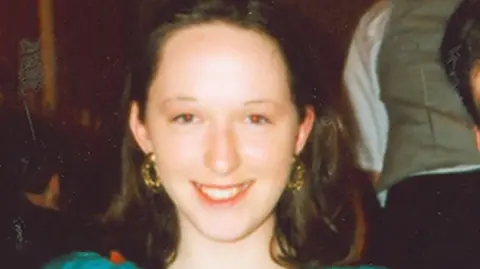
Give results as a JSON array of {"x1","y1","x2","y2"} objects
[
  {"x1": 148, "y1": 126, "x2": 205, "y2": 176},
  {"x1": 471, "y1": 68, "x2": 480, "y2": 103},
  {"x1": 145, "y1": 118, "x2": 299, "y2": 182},
  {"x1": 474, "y1": 80, "x2": 480, "y2": 104},
  {"x1": 240, "y1": 126, "x2": 297, "y2": 176}
]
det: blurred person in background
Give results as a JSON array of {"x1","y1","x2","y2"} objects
[
  {"x1": 344, "y1": 0, "x2": 480, "y2": 267},
  {"x1": 0, "y1": 116, "x2": 107, "y2": 268}
]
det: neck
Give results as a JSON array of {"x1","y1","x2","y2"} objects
[{"x1": 170, "y1": 214, "x2": 284, "y2": 269}]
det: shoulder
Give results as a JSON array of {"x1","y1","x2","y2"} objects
[
  {"x1": 354, "y1": 0, "x2": 391, "y2": 43},
  {"x1": 42, "y1": 252, "x2": 140, "y2": 269},
  {"x1": 345, "y1": 0, "x2": 391, "y2": 72},
  {"x1": 361, "y1": 0, "x2": 391, "y2": 29}
]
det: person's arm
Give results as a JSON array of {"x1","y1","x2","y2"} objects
[{"x1": 343, "y1": 1, "x2": 390, "y2": 185}]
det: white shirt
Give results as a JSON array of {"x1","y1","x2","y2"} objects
[
  {"x1": 344, "y1": 0, "x2": 480, "y2": 181},
  {"x1": 343, "y1": 0, "x2": 391, "y2": 173}
]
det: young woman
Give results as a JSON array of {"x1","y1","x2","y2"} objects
[{"x1": 44, "y1": 0, "x2": 381, "y2": 268}]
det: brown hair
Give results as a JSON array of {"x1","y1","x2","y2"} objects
[
  {"x1": 441, "y1": 0, "x2": 480, "y2": 125},
  {"x1": 105, "y1": 0, "x2": 365, "y2": 268}
]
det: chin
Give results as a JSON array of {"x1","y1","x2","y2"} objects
[
  {"x1": 192, "y1": 212, "x2": 276, "y2": 244},
  {"x1": 176, "y1": 195, "x2": 277, "y2": 243},
  {"x1": 195, "y1": 220, "x2": 256, "y2": 243}
]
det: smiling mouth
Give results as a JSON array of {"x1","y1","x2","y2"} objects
[{"x1": 192, "y1": 181, "x2": 253, "y2": 202}]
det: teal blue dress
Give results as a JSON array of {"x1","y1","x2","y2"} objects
[{"x1": 42, "y1": 252, "x2": 384, "y2": 269}]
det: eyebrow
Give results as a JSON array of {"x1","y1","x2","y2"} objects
[
  {"x1": 243, "y1": 99, "x2": 281, "y2": 107},
  {"x1": 161, "y1": 96, "x2": 197, "y2": 105},
  {"x1": 161, "y1": 96, "x2": 281, "y2": 106}
]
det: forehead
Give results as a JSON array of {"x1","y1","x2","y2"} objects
[{"x1": 149, "y1": 22, "x2": 290, "y2": 102}]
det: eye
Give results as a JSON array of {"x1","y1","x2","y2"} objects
[
  {"x1": 171, "y1": 113, "x2": 198, "y2": 124},
  {"x1": 245, "y1": 114, "x2": 271, "y2": 125}
]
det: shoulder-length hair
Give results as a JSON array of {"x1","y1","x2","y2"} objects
[{"x1": 105, "y1": 0, "x2": 365, "y2": 268}]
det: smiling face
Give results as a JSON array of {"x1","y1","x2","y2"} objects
[{"x1": 130, "y1": 22, "x2": 314, "y2": 243}]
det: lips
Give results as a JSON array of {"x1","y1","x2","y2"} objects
[{"x1": 191, "y1": 181, "x2": 253, "y2": 204}]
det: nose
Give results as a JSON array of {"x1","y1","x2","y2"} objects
[{"x1": 204, "y1": 125, "x2": 240, "y2": 176}]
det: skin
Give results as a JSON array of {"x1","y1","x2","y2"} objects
[
  {"x1": 471, "y1": 61, "x2": 480, "y2": 105},
  {"x1": 130, "y1": 22, "x2": 314, "y2": 269},
  {"x1": 470, "y1": 61, "x2": 480, "y2": 150}
]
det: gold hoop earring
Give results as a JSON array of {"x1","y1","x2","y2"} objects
[
  {"x1": 141, "y1": 152, "x2": 162, "y2": 192},
  {"x1": 288, "y1": 155, "x2": 305, "y2": 191}
]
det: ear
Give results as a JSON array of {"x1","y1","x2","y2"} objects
[
  {"x1": 471, "y1": 60, "x2": 480, "y2": 103},
  {"x1": 129, "y1": 101, "x2": 153, "y2": 154},
  {"x1": 294, "y1": 106, "x2": 315, "y2": 155}
]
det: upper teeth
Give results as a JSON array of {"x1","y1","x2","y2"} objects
[{"x1": 198, "y1": 183, "x2": 249, "y2": 200}]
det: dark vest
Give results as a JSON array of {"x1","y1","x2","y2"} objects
[{"x1": 376, "y1": 0, "x2": 480, "y2": 189}]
